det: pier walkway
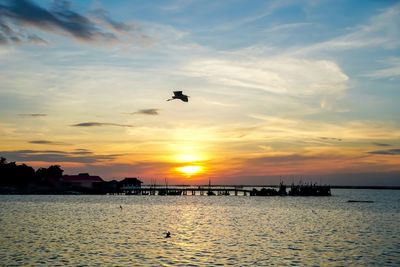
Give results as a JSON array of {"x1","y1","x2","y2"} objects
[
  {"x1": 120, "y1": 185, "x2": 253, "y2": 196},
  {"x1": 114, "y1": 184, "x2": 332, "y2": 196}
]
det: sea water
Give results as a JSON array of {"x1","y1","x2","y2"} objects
[{"x1": 0, "y1": 189, "x2": 399, "y2": 266}]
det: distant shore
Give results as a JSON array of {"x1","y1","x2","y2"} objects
[
  {"x1": 173, "y1": 185, "x2": 400, "y2": 190},
  {"x1": 329, "y1": 185, "x2": 400, "y2": 190}
]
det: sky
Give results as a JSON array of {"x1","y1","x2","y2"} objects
[{"x1": 0, "y1": 0, "x2": 399, "y2": 185}]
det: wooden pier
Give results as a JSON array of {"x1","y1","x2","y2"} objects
[
  {"x1": 114, "y1": 183, "x2": 332, "y2": 196},
  {"x1": 119, "y1": 185, "x2": 252, "y2": 196}
]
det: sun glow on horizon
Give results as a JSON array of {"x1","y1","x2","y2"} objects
[{"x1": 176, "y1": 165, "x2": 203, "y2": 176}]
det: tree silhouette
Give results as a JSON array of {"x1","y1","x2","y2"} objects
[
  {"x1": 35, "y1": 165, "x2": 64, "y2": 185},
  {"x1": 0, "y1": 159, "x2": 34, "y2": 187},
  {"x1": 15, "y1": 164, "x2": 35, "y2": 187},
  {"x1": 0, "y1": 157, "x2": 63, "y2": 188}
]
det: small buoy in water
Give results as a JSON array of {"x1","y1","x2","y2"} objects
[{"x1": 165, "y1": 231, "x2": 171, "y2": 238}]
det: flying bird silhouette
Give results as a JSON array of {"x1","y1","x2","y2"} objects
[{"x1": 167, "y1": 91, "x2": 189, "y2": 102}]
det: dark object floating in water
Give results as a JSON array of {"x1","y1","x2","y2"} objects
[
  {"x1": 347, "y1": 200, "x2": 374, "y2": 203},
  {"x1": 207, "y1": 178, "x2": 216, "y2": 195},
  {"x1": 165, "y1": 231, "x2": 171, "y2": 238},
  {"x1": 207, "y1": 190, "x2": 216, "y2": 196},
  {"x1": 167, "y1": 91, "x2": 189, "y2": 102}
]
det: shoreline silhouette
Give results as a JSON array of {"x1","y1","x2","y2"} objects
[{"x1": 1, "y1": 157, "x2": 399, "y2": 195}]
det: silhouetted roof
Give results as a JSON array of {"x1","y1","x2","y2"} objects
[
  {"x1": 120, "y1": 177, "x2": 143, "y2": 184},
  {"x1": 62, "y1": 174, "x2": 103, "y2": 182}
]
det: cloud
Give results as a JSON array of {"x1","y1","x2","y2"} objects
[
  {"x1": 125, "y1": 108, "x2": 159, "y2": 115},
  {"x1": 365, "y1": 57, "x2": 400, "y2": 79},
  {"x1": 90, "y1": 8, "x2": 132, "y2": 32},
  {"x1": 71, "y1": 122, "x2": 134, "y2": 127},
  {"x1": 226, "y1": 149, "x2": 399, "y2": 178},
  {"x1": 0, "y1": 0, "x2": 134, "y2": 45},
  {"x1": 264, "y1": 22, "x2": 312, "y2": 33},
  {"x1": 372, "y1": 142, "x2": 391, "y2": 147},
  {"x1": 25, "y1": 33, "x2": 47, "y2": 44},
  {"x1": 246, "y1": 154, "x2": 336, "y2": 165},
  {"x1": 18, "y1": 113, "x2": 47, "y2": 117},
  {"x1": 29, "y1": 140, "x2": 69, "y2": 145},
  {"x1": 70, "y1": 149, "x2": 92, "y2": 155},
  {"x1": 183, "y1": 57, "x2": 348, "y2": 109},
  {"x1": 200, "y1": 1, "x2": 294, "y2": 33},
  {"x1": 319, "y1": 137, "x2": 342, "y2": 142},
  {"x1": 367, "y1": 148, "x2": 400, "y2": 155},
  {"x1": 294, "y1": 3, "x2": 400, "y2": 55},
  {"x1": 0, "y1": 149, "x2": 121, "y2": 163}
]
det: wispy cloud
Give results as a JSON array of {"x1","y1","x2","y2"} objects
[
  {"x1": 183, "y1": 56, "x2": 348, "y2": 109},
  {"x1": 264, "y1": 22, "x2": 312, "y2": 33},
  {"x1": 368, "y1": 148, "x2": 400, "y2": 155},
  {"x1": 18, "y1": 113, "x2": 47, "y2": 117},
  {"x1": 372, "y1": 142, "x2": 391, "y2": 147},
  {"x1": 222, "y1": 116, "x2": 400, "y2": 146},
  {"x1": 320, "y1": 137, "x2": 342, "y2": 142},
  {"x1": 230, "y1": 152, "x2": 372, "y2": 177},
  {"x1": 0, "y1": 149, "x2": 121, "y2": 163},
  {"x1": 0, "y1": 18, "x2": 47, "y2": 45},
  {"x1": 125, "y1": 108, "x2": 159, "y2": 115},
  {"x1": 29, "y1": 140, "x2": 69, "y2": 145},
  {"x1": 365, "y1": 57, "x2": 400, "y2": 79},
  {"x1": 90, "y1": 9, "x2": 131, "y2": 32},
  {"x1": 246, "y1": 153, "x2": 337, "y2": 165},
  {"x1": 71, "y1": 122, "x2": 134, "y2": 128},
  {"x1": 0, "y1": 0, "x2": 136, "y2": 45},
  {"x1": 70, "y1": 149, "x2": 92, "y2": 155},
  {"x1": 203, "y1": 0, "x2": 294, "y2": 33},
  {"x1": 293, "y1": 3, "x2": 400, "y2": 55}
]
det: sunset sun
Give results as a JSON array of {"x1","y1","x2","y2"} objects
[{"x1": 176, "y1": 165, "x2": 203, "y2": 176}]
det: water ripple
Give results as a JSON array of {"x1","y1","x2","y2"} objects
[{"x1": 0, "y1": 190, "x2": 399, "y2": 266}]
